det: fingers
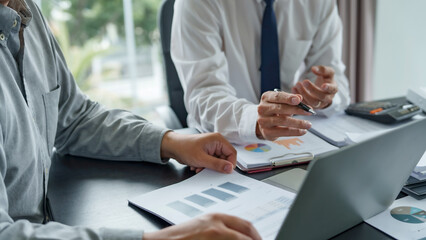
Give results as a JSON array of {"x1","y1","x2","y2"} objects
[
  {"x1": 293, "y1": 79, "x2": 337, "y2": 109},
  {"x1": 261, "y1": 90, "x2": 302, "y2": 105},
  {"x1": 197, "y1": 133, "x2": 237, "y2": 173},
  {"x1": 294, "y1": 81, "x2": 325, "y2": 108},
  {"x1": 320, "y1": 83, "x2": 338, "y2": 95},
  {"x1": 209, "y1": 214, "x2": 262, "y2": 240},
  {"x1": 190, "y1": 166, "x2": 204, "y2": 173},
  {"x1": 261, "y1": 126, "x2": 308, "y2": 141},
  {"x1": 166, "y1": 132, "x2": 237, "y2": 174},
  {"x1": 144, "y1": 213, "x2": 261, "y2": 240},
  {"x1": 201, "y1": 154, "x2": 234, "y2": 173},
  {"x1": 297, "y1": 80, "x2": 327, "y2": 100},
  {"x1": 312, "y1": 65, "x2": 334, "y2": 79},
  {"x1": 212, "y1": 133, "x2": 237, "y2": 166},
  {"x1": 258, "y1": 114, "x2": 312, "y2": 131},
  {"x1": 257, "y1": 90, "x2": 313, "y2": 140},
  {"x1": 258, "y1": 101, "x2": 313, "y2": 116}
]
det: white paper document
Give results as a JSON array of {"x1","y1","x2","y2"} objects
[
  {"x1": 365, "y1": 196, "x2": 426, "y2": 240},
  {"x1": 233, "y1": 131, "x2": 338, "y2": 170},
  {"x1": 129, "y1": 169, "x2": 296, "y2": 240},
  {"x1": 298, "y1": 113, "x2": 425, "y2": 147}
]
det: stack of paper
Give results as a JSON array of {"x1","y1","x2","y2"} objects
[
  {"x1": 403, "y1": 151, "x2": 426, "y2": 199},
  {"x1": 297, "y1": 113, "x2": 425, "y2": 147}
]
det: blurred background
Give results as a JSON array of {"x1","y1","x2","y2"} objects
[
  {"x1": 37, "y1": 0, "x2": 166, "y2": 125},
  {"x1": 33, "y1": 0, "x2": 426, "y2": 127}
]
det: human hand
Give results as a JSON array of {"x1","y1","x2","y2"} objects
[
  {"x1": 256, "y1": 91, "x2": 312, "y2": 141},
  {"x1": 292, "y1": 65, "x2": 338, "y2": 109},
  {"x1": 143, "y1": 213, "x2": 261, "y2": 240},
  {"x1": 160, "y1": 132, "x2": 237, "y2": 174}
]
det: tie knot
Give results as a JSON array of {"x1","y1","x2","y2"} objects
[{"x1": 264, "y1": 0, "x2": 274, "y2": 6}]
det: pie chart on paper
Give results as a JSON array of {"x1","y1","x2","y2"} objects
[
  {"x1": 244, "y1": 143, "x2": 271, "y2": 152},
  {"x1": 390, "y1": 206, "x2": 426, "y2": 224}
]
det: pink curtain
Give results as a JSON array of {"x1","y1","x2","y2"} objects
[{"x1": 337, "y1": 0, "x2": 376, "y2": 102}]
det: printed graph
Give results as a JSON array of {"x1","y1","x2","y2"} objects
[
  {"x1": 274, "y1": 138, "x2": 304, "y2": 150},
  {"x1": 167, "y1": 182, "x2": 250, "y2": 217},
  {"x1": 390, "y1": 206, "x2": 426, "y2": 224},
  {"x1": 244, "y1": 143, "x2": 271, "y2": 152}
]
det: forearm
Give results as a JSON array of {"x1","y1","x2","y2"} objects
[
  {"x1": 0, "y1": 220, "x2": 143, "y2": 240},
  {"x1": 55, "y1": 102, "x2": 170, "y2": 163}
]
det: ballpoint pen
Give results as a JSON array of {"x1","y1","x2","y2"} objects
[{"x1": 274, "y1": 89, "x2": 316, "y2": 115}]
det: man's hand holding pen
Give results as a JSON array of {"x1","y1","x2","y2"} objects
[{"x1": 256, "y1": 90, "x2": 313, "y2": 141}]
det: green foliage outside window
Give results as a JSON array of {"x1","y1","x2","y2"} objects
[
  {"x1": 42, "y1": 0, "x2": 160, "y2": 46},
  {"x1": 41, "y1": 0, "x2": 161, "y2": 93}
]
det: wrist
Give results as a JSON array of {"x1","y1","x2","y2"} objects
[
  {"x1": 255, "y1": 122, "x2": 264, "y2": 139},
  {"x1": 160, "y1": 131, "x2": 179, "y2": 159}
]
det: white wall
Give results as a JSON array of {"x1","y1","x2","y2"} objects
[{"x1": 372, "y1": 0, "x2": 426, "y2": 100}]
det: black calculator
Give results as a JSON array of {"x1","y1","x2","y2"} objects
[{"x1": 345, "y1": 101, "x2": 421, "y2": 124}]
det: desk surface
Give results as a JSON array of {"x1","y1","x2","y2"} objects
[
  {"x1": 48, "y1": 154, "x2": 393, "y2": 239},
  {"x1": 48, "y1": 97, "x2": 414, "y2": 239}
]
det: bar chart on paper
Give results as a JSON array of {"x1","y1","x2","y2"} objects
[
  {"x1": 129, "y1": 170, "x2": 296, "y2": 240},
  {"x1": 274, "y1": 138, "x2": 304, "y2": 149},
  {"x1": 167, "y1": 182, "x2": 249, "y2": 217}
]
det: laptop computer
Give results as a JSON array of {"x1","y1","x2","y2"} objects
[{"x1": 275, "y1": 118, "x2": 426, "y2": 239}]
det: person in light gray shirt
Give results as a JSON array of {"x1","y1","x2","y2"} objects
[{"x1": 0, "y1": 0, "x2": 261, "y2": 239}]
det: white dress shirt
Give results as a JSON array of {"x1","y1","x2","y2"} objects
[{"x1": 171, "y1": 0, "x2": 350, "y2": 142}]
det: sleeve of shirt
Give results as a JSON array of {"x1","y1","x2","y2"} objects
[
  {"x1": 29, "y1": 2, "x2": 170, "y2": 164},
  {"x1": 52, "y1": 40, "x2": 170, "y2": 163},
  {"x1": 171, "y1": 0, "x2": 259, "y2": 142},
  {"x1": 0, "y1": 125, "x2": 143, "y2": 240},
  {"x1": 298, "y1": 0, "x2": 351, "y2": 117}
]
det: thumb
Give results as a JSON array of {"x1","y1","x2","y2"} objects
[{"x1": 201, "y1": 154, "x2": 235, "y2": 174}]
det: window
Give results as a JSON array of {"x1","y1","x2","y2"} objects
[
  {"x1": 373, "y1": 0, "x2": 426, "y2": 99},
  {"x1": 39, "y1": 0, "x2": 167, "y2": 126}
]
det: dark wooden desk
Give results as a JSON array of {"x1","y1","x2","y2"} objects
[{"x1": 48, "y1": 153, "x2": 393, "y2": 239}]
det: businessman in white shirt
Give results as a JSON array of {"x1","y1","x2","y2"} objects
[{"x1": 171, "y1": 0, "x2": 350, "y2": 142}]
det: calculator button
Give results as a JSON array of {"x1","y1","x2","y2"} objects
[{"x1": 370, "y1": 108, "x2": 383, "y2": 114}]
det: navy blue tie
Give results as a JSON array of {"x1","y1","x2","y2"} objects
[{"x1": 261, "y1": 0, "x2": 280, "y2": 96}]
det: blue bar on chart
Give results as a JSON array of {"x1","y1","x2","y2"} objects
[
  {"x1": 185, "y1": 194, "x2": 217, "y2": 208},
  {"x1": 167, "y1": 200, "x2": 203, "y2": 217},
  {"x1": 202, "y1": 188, "x2": 236, "y2": 202},
  {"x1": 218, "y1": 182, "x2": 249, "y2": 193}
]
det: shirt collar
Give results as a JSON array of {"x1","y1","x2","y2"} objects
[
  {"x1": 7, "y1": 0, "x2": 32, "y2": 27},
  {"x1": 0, "y1": 4, "x2": 20, "y2": 47}
]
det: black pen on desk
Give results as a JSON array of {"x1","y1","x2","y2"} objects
[{"x1": 274, "y1": 89, "x2": 316, "y2": 115}]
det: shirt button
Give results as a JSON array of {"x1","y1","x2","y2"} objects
[
  {"x1": 12, "y1": 19, "x2": 18, "y2": 28},
  {"x1": 0, "y1": 33, "x2": 5, "y2": 41}
]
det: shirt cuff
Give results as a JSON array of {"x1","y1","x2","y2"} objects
[
  {"x1": 100, "y1": 227, "x2": 144, "y2": 240},
  {"x1": 139, "y1": 124, "x2": 171, "y2": 164},
  {"x1": 238, "y1": 104, "x2": 259, "y2": 143}
]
